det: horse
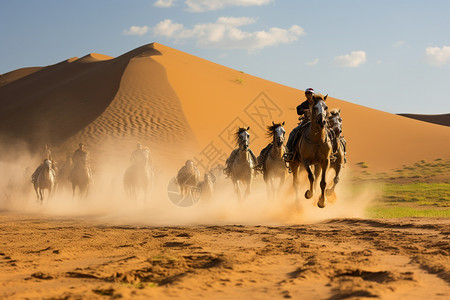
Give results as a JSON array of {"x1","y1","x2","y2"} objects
[
  {"x1": 327, "y1": 108, "x2": 346, "y2": 196},
  {"x1": 198, "y1": 172, "x2": 216, "y2": 201},
  {"x1": 175, "y1": 160, "x2": 200, "y2": 199},
  {"x1": 226, "y1": 127, "x2": 257, "y2": 201},
  {"x1": 124, "y1": 148, "x2": 153, "y2": 201},
  {"x1": 33, "y1": 159, "x2": 56, "y2": 204},
  {"x1": 70, "y1": 156, "x2": 92, "y2": 198},
  {"x1": 290, "y1": 94, "x2": 332, "y2": 208},
  {"x1": 258, "y1": 122, "x2": 288, "y2": 199}
]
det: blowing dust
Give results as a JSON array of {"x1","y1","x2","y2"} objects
[{"x1": 0, "y1": 142, "x2": 380, "y2": 226}]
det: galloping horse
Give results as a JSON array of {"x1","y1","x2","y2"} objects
[
  {"x1": 291, "y1": 94, "x2": 332, "y2": 208},
  {"x1": 124, "y1": 148, "x2": 153, "y2": 201},
  {"x1": 327, "y1": 108, "x2": 346, "y2": 196},
  {"x1": 258, "y1": 122, "x2": 288, "y2": 199},
  {"x1": 33, "y1": 159, "x2": 56, "y2": 203},
  {"x1": 175, "y1": 160, "x2": 200, "y2": 199},
  {"x1": 227, "y1": 127, "x2": 257, "y2": 201},
  {"x1": 71, "y1": 156, "x2": 92, "y2": 198}
]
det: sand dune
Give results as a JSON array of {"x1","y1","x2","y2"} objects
[{"x1": 0, "y1": 42, "x2": 449, "y2": 171}]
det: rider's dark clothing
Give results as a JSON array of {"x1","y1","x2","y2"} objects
[{"x1": 296, "y1": 100, "x2": 310, "y2": 116}]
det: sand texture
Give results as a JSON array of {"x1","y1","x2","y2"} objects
[{"x1": 0, "y1": 214, "x2": 448, "y2": 299}]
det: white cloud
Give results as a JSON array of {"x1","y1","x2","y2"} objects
[
  {"x1": 153, "y1": 19, "x2": 184, "y2": 37},
  {"x1": 152, "y1": 18, "x2": 305, "y2": 51},
  {"x1": 123, "y1": 26, "x2": 149, "y2": 36},
  {"x1": 154, "y1": 0, "x2": 176, "y2": 7},
  {"x1": 185, "y1": 0, "x2": 272, "y2": 12},
  {"x1": 306, "y1": 58, "x2": 319, "y2": 66},
  {"x1": 393, "y1": 40, "x2": 406, "y2": 48},
  {"x1": 334, "y1": 51, "x2": 367, "y2": 68},
  {"x1": 426, "y1": 46, "x2": 450, "y2": 66}
]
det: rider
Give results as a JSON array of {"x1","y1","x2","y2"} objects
[
  {"x1": 72, "y1": 143, "x2": 90, "y2": 165},
  {"x1": 284, "y1": 88, "x2": 315, "y2": 161},
  {"x1": 130, "y1": 143, "x2": 150, "y2": 165}
]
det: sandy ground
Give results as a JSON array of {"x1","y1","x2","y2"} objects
[{"x1": 0, "y1": 213, "x2": 448, "y2": 299}]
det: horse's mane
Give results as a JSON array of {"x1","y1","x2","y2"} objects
[
  {"x1": 235, "y1": 127, "x2": 248, "y2": 144},
  {"x1": 329, "y1": 108, "x2": 341, "y2": 116},
  {"x1": 313, "y1": 94, "x2": 327, "y2": 101},
  {"x1": 266, "y1": 123, "x2": 283, "y2": 138}
]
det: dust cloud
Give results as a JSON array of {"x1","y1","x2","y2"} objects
[{"x1": 0, "y1": 141, "x2": 379, "y2": 226}]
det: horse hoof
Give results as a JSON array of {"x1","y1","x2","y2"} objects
[
  {"x1": 305, "y1": 190, "x2": 313, "y2": 199},
  {"x1": 317, "y1": 197, "x2": 326, "y2": 208}
]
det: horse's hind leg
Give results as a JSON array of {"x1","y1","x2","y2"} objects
[
  {"x1": 327, "y1": 163, "x2": 341, "y2": 197},
  {"x1": 291, "y1": 162, "x2": 300, "y2": 202}
]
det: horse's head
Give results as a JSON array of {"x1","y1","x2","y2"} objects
[
  {"x1": 312, "y1": 94, "x2": 328, "y2": 129},
  {"x1": 328, "y1": 108, "x2": 342, "y2": 137},
  {"x1": 43, "y1": 159, "x2": 52, "y2": 169},
  {"x1": 236, "y1": 127, "x2": 250, "y2": 150},
  {"x1": 267, "y1": 121, "x2": 286, "y2": 146}
]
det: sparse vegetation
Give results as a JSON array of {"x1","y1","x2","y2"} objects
[
  {"x1": 356, "y1": 161, "x2": 369, "y2": 168},
  {"x1": 351, "y1": 158, "x2": 450, "y2": 218},
  {"x1": 234, "y1": 77, "x2": 244, "y2": 84}
]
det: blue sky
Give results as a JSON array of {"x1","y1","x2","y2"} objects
[{"x1": 1, "y1": 0, "x2": 449, "y2": 114}]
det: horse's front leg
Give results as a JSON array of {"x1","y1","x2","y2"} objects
[
  {"x1": 303, "y1": 160, "x2": 315, "y2": 200},
  {"x1": 39, "y1": 188, "x2": 44, "y2": 204},
  {"x1": 244, "y1": 176, "x2": 252, "y2": 200},
  {"x1": 234, "y1": 180, "x2": 242, "y2": 202},
  {"x1": 34, "y1": 185, "x2": 40, "y2": 202},
  {"x1": 277, "y1": 172, "x2": 286, "y2": 198},
  {"x1": 318, "y1": 159, "x2": 329, "y2": 208}
]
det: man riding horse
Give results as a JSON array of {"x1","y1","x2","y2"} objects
[
  {"x1": 31, "y1": 144, "x2": 55, "y2": 184},
  {"x1": 285, "y1": 88, "x2": 318, "y2": 162},
  {"x1": 130, "y1": 143, "x2": 152, "y2": 166}
]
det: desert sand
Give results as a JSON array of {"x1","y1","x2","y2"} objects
[
  {"x1": 0, "y1": 43, "x2": 449, "y2": 299},
  {"x1": 0, "y1": 213, "x2": 448, "y2": 299}
]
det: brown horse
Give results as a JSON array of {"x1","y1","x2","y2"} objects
[
  {"x1": 175, "y1": 160, "x2": 200, "y2": 199},
  {"x1": 33, "y1": 159, "x2": 56, "y2": 203},
  {"x1": 226, "y1": 127, "x2": 257, "y2": 201},
  {"x1": 124, "y1": 148, "x2": 153, "y2": 201},
  {"x1": 258, "y1": 122, "x2": 288, "y2": 199},
  {"x1": 327, "y1": 108, "x2": 346, "y2": 196},
  {"x1": 71, "y1": 156, "x2": 92, "y2": 198},
  {"x1": 290, "y1": 94, "x2": 332, "y2": 208}
]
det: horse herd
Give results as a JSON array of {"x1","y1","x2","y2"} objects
[
  {"x1": 31, "y1": 95, "x2": 346, "y2": 209},
  {"x1": 176, "y1": 94, "x2": 347, "y2": 208}
]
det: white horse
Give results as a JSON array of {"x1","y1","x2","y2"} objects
[
  {"x1": 226, "y1": 127, "x2": 257, "y2": 201},
  {"x1": 33, "y1": 159, "x2": 56, "y2": 203}
]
